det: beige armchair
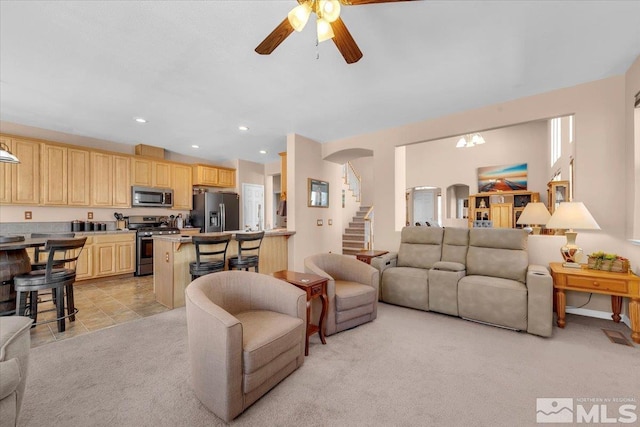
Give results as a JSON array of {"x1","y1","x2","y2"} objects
[
  {"x1": 0, "y1": 316, "x2": 33, "y2": 427},
  {"x1": 185, "y1": 271, "x2": 306, "y2": 422},
  {"x1": 304, "y1": 253, "x2": 379, "y2": 336}
]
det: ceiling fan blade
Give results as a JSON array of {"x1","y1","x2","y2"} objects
[
  {"x1": 344, "y1": 0, "x2": 416, "y2": 5},
  {"x1": 255, "y1": 18, "x2": 295, "y2": 55},
  {"x1": 330, "y1": 18, "x2": 363, "y2": 64}
]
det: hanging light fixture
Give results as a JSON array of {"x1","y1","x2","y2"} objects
[
  {"x1": 288, "y1": 1, "x2": 312, "y2": 32},
  {"x1": 286, "y1": 0, "x2": 340, "y2": 42},
  {"x1": 456, "y1": 133, "x2": 486, "y2": 148},
  {"x1": 0, "y1": 142, "x2": 20, "y2": 164}
]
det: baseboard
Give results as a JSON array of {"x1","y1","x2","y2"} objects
[{"x1": 564, "y1": 306, "x2": 631, "y2": 329}]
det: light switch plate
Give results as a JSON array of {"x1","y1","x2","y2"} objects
[
  {"x1": 328, "y1": 219, "x2": 333, "y2": 226},
  {"x1": 24, "y1": 211, "x2": 32, "y2": 220},
  {"x1": 317, "y1": 219, "x2": 323, "y2": 226},
  {"x1": 87, "y1": 212, "x2": 93, "y2": 219}
]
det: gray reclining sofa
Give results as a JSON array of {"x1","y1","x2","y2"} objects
[{"x1": 371, "y1": 226, "x2": 553, "y2": 337}]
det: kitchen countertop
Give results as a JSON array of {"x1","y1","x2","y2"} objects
[{"x1": 153, "y1": 229, "x2": 295, "y2": 243}]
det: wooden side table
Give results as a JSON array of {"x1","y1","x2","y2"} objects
[
  {"x1": 356, "y1": 250, "x2": 388, "y2": 265},
  {"x1": 549, "y1": 262, "x2": 640, "y2": 344},
  {"x1": 273, "y1": 270, "x2": 328, "y2": 356}
]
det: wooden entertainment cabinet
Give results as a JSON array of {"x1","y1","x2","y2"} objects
[{"x1": 467, "y1": 190, "x2": 540, "y2": 228}]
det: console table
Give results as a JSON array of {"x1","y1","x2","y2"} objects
[
  {"x1": 549, "y1": 262, "x2": 640, "y2": 343},
  {"x1": 273, "y1": 270, "x2": 328, "y2": 356}
]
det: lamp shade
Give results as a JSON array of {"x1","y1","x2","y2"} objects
[
  {"x1": 316, "y1": 17, "x2": 334, "y2": 42},
  {"x1": 545, "y1": 202, "x2": 600, "y2": 230},
  {"x1": 288, "y1": 2, "x2": 312, "y2": 32},
  {"x1": 0, "y1": 143, "x2": 20, "y2": 164},
  {"x1": 516, "y1": 202, "x2": 551, "y2": 226},
  {"x1": 319, "y1": 0, "x2": 341, "y2": 23}
]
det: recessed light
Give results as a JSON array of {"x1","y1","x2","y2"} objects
[
  {"x1": 259, "y1": 150, "x2": 267, "y2": 154},
  {"x1": 134, "y1": 117, "x2": 147, "y2": 123},
  {"x1": 238, "y1": 125, "x2": 249, "y2": 131},
  {"x1": 191, "y1": 145, "x2": 199, "y2": 149}
]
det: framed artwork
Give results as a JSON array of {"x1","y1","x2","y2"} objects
[
  {"x1": 477, "y1": 163, "x2": 527, "y2": 192},
  {"x1": 308, "y1": 178, "x2": 329, "y2": 208}
]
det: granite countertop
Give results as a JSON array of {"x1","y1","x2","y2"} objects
[{"x1": 153, "y1": 229, "x2": 295, "y2": 243}]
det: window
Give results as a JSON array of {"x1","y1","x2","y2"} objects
[
  {"x1": 568, "y1": 115, "x2": 574, "y2": 144},
  {"x1": 550, "y1": 117, "x2": 561, "y2": 166}
]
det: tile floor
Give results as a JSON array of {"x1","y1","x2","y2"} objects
[{"x1": 28, "y1": 275, "x2": 169, "y2": 348}]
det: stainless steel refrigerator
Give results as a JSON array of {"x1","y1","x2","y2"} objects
[{"x1": 191, "y1": 192, "x2": 240, "y2": 232}]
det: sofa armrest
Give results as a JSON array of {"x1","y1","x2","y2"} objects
[
  {"x1": 432, "y1": 261, "x2": 465, "y2": 272},
  {"x1": 0, "y1": 358, "x2": 20, "y2": 400},
  {"x1": 370, "y1": 252, "x2": 398, "y2": 275},
  {"x1": 526, "y1": 264, "x2": 553, "y2": 337}
]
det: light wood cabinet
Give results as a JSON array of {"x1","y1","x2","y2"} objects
[
  {"x1": 193, "y1": 164, "x2": 236, "y2": 188},
  {"x1": 217, "y1": 167, "x2": 236, "y2": 187},
  {"x1": 76, "y1": 233, "x2": 135, "y2": 281},
  {"x1": 68, "y1": 148, "x2": 90, "y2": 206},
  {"x1": 468, "y1": 191, "x2": 539, "y2": 228},
  {"x1": 41, "y1": 144, "x2": 68, "y2": 205},
  {"x1": 112, "y1": 155, "x2": 131, "y2": 207},
  {"x1": 131, "y1": 157, "x2": 153, "y2": 186},
  {"x1": 279, "y1": 152, "x2": 287, "y2": 200},
  {"x1": 171, "y1": 163, "x2": 192, "y2": 210},
  {"x1": 490, "y1": 203, "x2": 513, "y2": 228},
  {"x1": 547, "y1": 180, "x2": 570, "y2": 214},
  {"x1": 90, "y1": 152, "x2": 130, "y2": 207},
  {"x1": 0, "y1": 136, "x2": 14, "y2": 203},
  {"x1": 11, "y1": 138, "x2": 40, "y2": 205},
  {"x1": 153, "y1": 161, "x2": 172, "y2": 188}
]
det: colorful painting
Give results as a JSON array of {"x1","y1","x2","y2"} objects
[{"x1": 477, "y1": 163, "x2": 527, "y2": 192}]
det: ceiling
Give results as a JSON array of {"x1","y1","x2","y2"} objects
[{"x1": 1, "y1": 1, "x2": 639, "y2": 165}]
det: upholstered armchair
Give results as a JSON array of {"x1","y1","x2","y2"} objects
[
  {"x1": 0, "y1": 316, "x2": 33, "y2": 427},
  {"x1": 304, "y1": 253, "x2": 379, "y2": 336},
  {"x1": 185, "y1": 271, "x2": 306, "y2": 422}
]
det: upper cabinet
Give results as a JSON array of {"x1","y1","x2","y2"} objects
[
  {"x1": 90, "y1": 152, "x2": 130, "y2": 207},
  {"x1": 41, "y1": 144, "x2": 68, "y2": 205},
  {"x1": 3, "y1": 138, "x2": 41, "y2": 205},
  {"x1": 171, "y1": 163, "x2": 192, "y2": 210},
  {"x1": 68, "y1": 148, "x2": 91, "y2": 206},
  {"x1": 153, "y1": 161, "x2": 172, "y2": 188},
  {"x1": 131, "y1": 157, "x2": 153, "y2": 187},
  {"x1": 193, "y1": 164, "x2": 236, "y2": 188}
]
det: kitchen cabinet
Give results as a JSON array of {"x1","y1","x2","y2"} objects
[
  {"x1": 76, "y1": 233, "x2": 135, "y2": 281},
  {"x1": 68, "y1": 148, "x2": 90, "y2": 206},
  {"x1": 0, "y1": 136, "x2": 14, "y2": 203},
  {"x1": 131, "y1": 157, "x2": 153, "y2": 186},
  {"x1": 41, "y1": 144, "x2": 68, "y2": 205},
  {"x1": 171, "y1": 163, "x2": 192, "y2": 210},
  {"x1": 153, "y1": 161, "x2": 172, "y2": 188},
  {"x1": 279, "y1": 152, "x2": 287, "y2": 200},
  {"x1": 193, "y1": 164, "x2": 236, "y2": 188},
  {"x1": 90, "y1": 152, "x2": 130, "y2": 207},
  {"x1": 10, "y1": 138, "x2": 40, "y2": 205}
]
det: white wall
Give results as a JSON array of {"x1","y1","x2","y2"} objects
[
  {"x1": 316, "y1": 74, "x2": 639, "y2": 317},
  {"x1": 625, "y1": 55, "x2": 640, "y2": 240}
]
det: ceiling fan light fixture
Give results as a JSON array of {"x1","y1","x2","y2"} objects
[
  {"x1": 316, "y1": 17, "x2": 334, "y2": 42},
  {"x1": 288, "y1": 2, "x2": 312, "y2": 32},
  {"x1": 318, "y1": 0, "x2": 341, "y2": 23}
]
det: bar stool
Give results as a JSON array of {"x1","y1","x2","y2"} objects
[
  {"x1": 189, "y1": 234, "x2": 232, "y2": 281},
  {"x1": 14, "y1": 237, "x2": 87, "y2": 332},
  {"x1": 228, "y1": 231, "x2": 265, "y2": 273},
  {"x1": 30, "y1": 233, "x2": 76, "y2": 270}
]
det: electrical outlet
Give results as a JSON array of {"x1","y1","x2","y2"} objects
[
  {"x1": 24, "y1": 211, "x2": 32, "y2": 220},
  {"x1": 317, "y1": 219, "x2": 323, "y2": 226},
  {"x1": 87, "y1": 212, "x2": 93, "y2": 219}
]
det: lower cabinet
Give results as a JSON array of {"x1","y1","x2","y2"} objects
[{"x1": 76, "y1": 233, "x2": 135, "y2": 281}]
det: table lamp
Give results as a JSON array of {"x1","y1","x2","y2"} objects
[
  {"x1": 515, "y1": 202, "x2": 551, "y2": 235},
  {"x1": 545, "y1": 201, "x2": 600, "y2": 268}
]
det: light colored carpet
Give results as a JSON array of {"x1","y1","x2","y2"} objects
[{"x1": 19, "y1": 303, "x2": 639, "y2": 427}]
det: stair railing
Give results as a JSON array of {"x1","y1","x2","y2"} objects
[
  {"x1": 342, "y1": 161, "x2": 361, "y2": 202},
  {"x1": 364, "y1": 206, "x2": 374, "y2": 250}
]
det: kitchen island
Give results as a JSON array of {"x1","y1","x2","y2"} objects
[{"x1": 152, "y1": 230, "x2": 295, "y2": 309}]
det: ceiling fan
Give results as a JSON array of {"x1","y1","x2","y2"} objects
[{"x1": 255, "y1": 0, "x2": 415, "y2": 64}]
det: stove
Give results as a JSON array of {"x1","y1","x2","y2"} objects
[{"x1": 129, "y1": 216, "x2": 180, "y2": 276}]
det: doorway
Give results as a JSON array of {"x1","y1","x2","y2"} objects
[{"x1": 242, "y1": 183, "x2": 265, "y2": 231}]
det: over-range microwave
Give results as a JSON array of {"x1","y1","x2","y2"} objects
[{"x1": 131, "y1": 186, "x2": 173, "y2": 208}]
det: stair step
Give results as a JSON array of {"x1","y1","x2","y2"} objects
[
  {"x1": 345, "y1": 227, "x2": 364, "y2": 235},
  {"x1": 349, "y1": 222, "x2": 365, "y2": 228},
  {"x1": 343, "y1": 236, "x2": 364, "y2": 244}
]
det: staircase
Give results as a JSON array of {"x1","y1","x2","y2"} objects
[{"x1": 342, "y1": 205, "x2": 371, "y2": 255}]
